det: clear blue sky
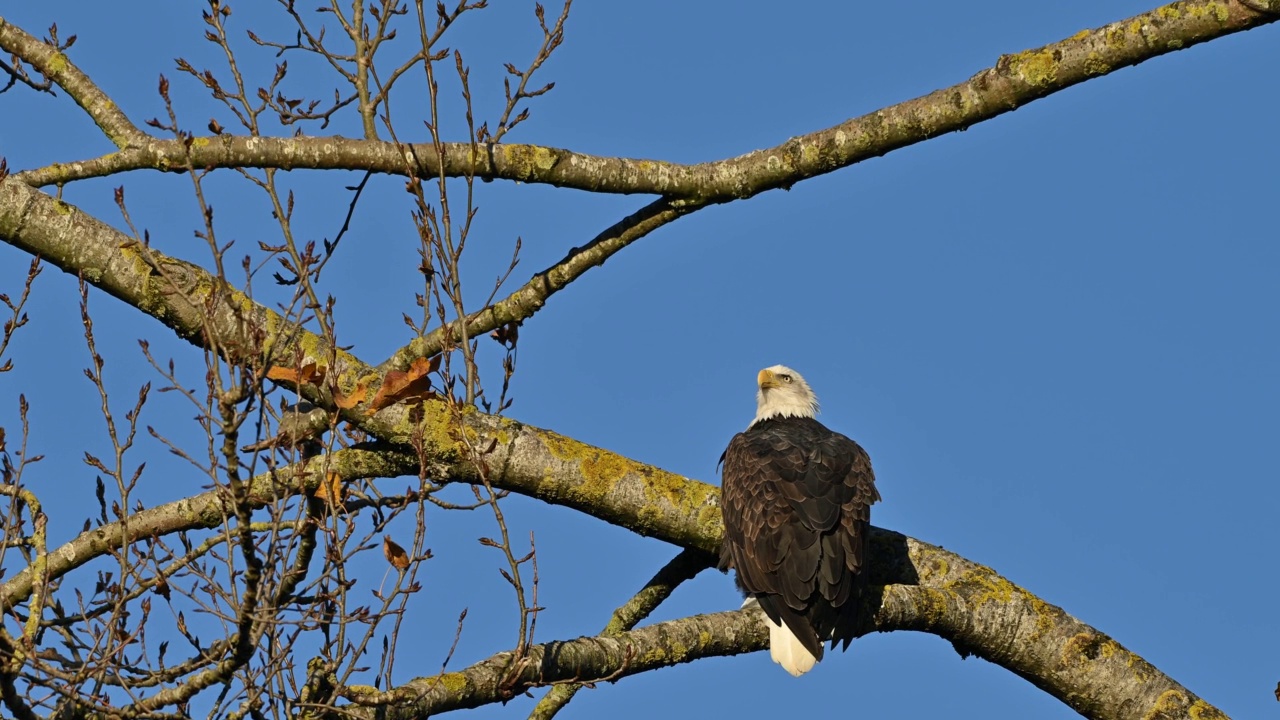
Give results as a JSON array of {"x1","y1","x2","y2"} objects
[{"x1": 1, "y1": 2, "x2": 1277, "y2": 718}]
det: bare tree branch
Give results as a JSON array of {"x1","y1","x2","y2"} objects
[
  {"x1": 334, "y1": 534, "x2": 1224, "y2": 720},
  {"x1": 0, "y1": 336, "x2": 1229, "y2": 720},
  {"x1": 0, "y1": 16, "x2": 148, "y2": 147},
  {"x1": 0, "y1": 298, "x2": 1224, "y2": 720},
  {"x1": 11, "y1": 0, "x2": 1274, "y2": 387},
  {"x1": 12, "y1": 0, "x2": 1278, "y2": 192},
  {"x1": 376, "y1": 196, "x2": 699, "y2": 375}
]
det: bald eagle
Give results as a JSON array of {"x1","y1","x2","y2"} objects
[{"x1": 719, "y1": 365, "x2": 880, "y2": 676}]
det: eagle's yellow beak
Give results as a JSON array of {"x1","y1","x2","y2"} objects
[{"x1": 758, "y1": 368, "x2": 779, "y2": 389}]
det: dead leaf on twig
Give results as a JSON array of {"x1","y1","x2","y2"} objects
[
  {"x1": 490, "y1": 322, "x2": 520, "y2": 347},
  {"x1": 266, "y1": 362, "x2": 325, "y2": 386},
  {"x1": 334, "y1": 382, "x2": 368, "y2": 410},
  {"x1": 383, "y1": 535, "x2": 410, "y2": 571},
  {"x1": 316, "y1": 471, "x2": 346, "y2": 508},
  {"x1": 369, "y1": 355, "x2": 440, "y2": 412}
]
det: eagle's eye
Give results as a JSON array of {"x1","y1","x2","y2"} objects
[{"x1": 780, "y1": 374, "x2": 793, "y2": 383}]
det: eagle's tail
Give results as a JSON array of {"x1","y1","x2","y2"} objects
[
  {"x1": 766, "y1": 615, "x2": 818, "y2": 677},
  {"x1": 740, "y1": 596, "x2": 823, "y2": 677}
]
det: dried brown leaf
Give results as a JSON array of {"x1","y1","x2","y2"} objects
[
  {"x1": 266, "y1": 362, "x2": 325, "y2": 386},
  {"x1": 334, "y1": 382, "x2": 368, "y2": 410},
  {"x1": 383, "y1": 536, "x2": 410, "y2": 571},
  {"x1": 369, "y1": 356, "x2": 438, "y2": 412},
  {"x1": 316, "y1": 471, "x2": 345, "y2": 507}
]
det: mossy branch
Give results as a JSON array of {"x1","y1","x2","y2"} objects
[
  {"x1": 12, "y1": 0, "x2": 1278, "y2": 196},
  {"x1": 0, "y1": 179, "x2": 1237, "y2": 718},
  {"x1": 335, "y1": 534, "x2": 1224, "y2": 720}
]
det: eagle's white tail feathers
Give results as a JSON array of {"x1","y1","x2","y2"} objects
[
  {"x1": 766, "y1": 616, "x2": 818, "y2": 677},
  {"x1": 740, "y1": 596, "x2": 819, "y2": 676}
]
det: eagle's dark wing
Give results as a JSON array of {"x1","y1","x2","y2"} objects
[{"x1": 719, "y1": 418, "x2": 879, "y2": 658}]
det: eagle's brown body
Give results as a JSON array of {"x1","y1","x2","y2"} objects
[{"x1": 719, "y1": 413, "x2": 879, "y2": 670}]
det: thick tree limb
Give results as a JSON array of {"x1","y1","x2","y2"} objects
[
  {"x1": 0, "y1": 437, "x2": 1226, "y2": 720},
  {"x1": 0, "y1": 177, "x2": 719, "y2": 547},
  {"x1": 12, "y1": 0, "x2": 1278, "y2": 195},
  {"x1": 9, "y1": 1, "x2": 1277, "y2": 392},
  {"x1": 872, "y1": 537, "x2": 1228, "y2": 720},
  {"x1": 334, "y1": 533, "x2": 1223, "y2": 720},
  {"x1": 0, "y1": 178, "x2": 1240, "y2": 718},
  {"x1": 341, "y1": 609, "x2": 764, "y2": 718}
]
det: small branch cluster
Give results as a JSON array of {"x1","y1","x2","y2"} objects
[{"x1": 0, "y1": 23, "x2": 73, "y2": 96}]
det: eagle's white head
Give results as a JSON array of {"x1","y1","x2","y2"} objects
[{"x1": 752, "y1": 365, "x2": 819, "y2": 426}]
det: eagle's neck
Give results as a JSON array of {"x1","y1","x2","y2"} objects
[{"x1": 751, "y1": 393, "x2": 818, "y2": 427}]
